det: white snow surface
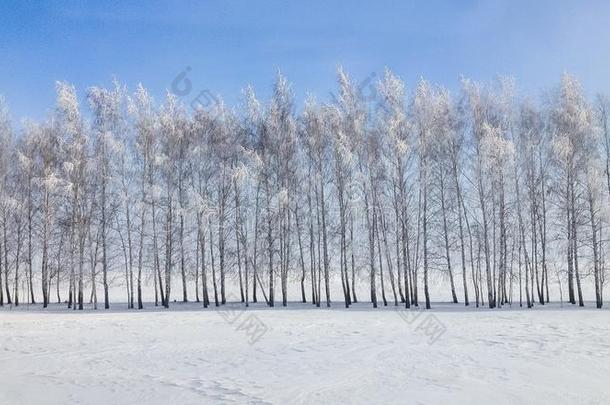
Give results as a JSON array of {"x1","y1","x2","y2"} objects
[{"x1": 1, "y1": 302, "x2": 609, "y2": 405}]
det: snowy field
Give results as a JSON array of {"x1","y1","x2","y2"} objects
[{"x1": 1, "y1": 302, "x2": 609, "y2": 405}]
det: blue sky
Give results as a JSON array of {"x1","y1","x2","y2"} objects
[{"x1": 1, "y1": 0, "x2": 610, "y2": 122}]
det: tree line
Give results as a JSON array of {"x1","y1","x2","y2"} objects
[{"x1": 0, "y1": 69, "x2": 607, "y2": 310}]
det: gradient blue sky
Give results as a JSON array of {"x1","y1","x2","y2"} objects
[{"x1": 1, "y1": 0, "x2": 610, "y2": 122}]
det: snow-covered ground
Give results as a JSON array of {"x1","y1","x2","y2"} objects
[{"x1": 1, "y1": 302, "x2": 609, "y2": 404}]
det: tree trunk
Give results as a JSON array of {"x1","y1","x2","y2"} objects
[
  {"x1": 440, "y1": 169, "x2": 458, "y2": 304},
  {"x1": 209, "y1": 217, "x2": 219, "y2": 307}
]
